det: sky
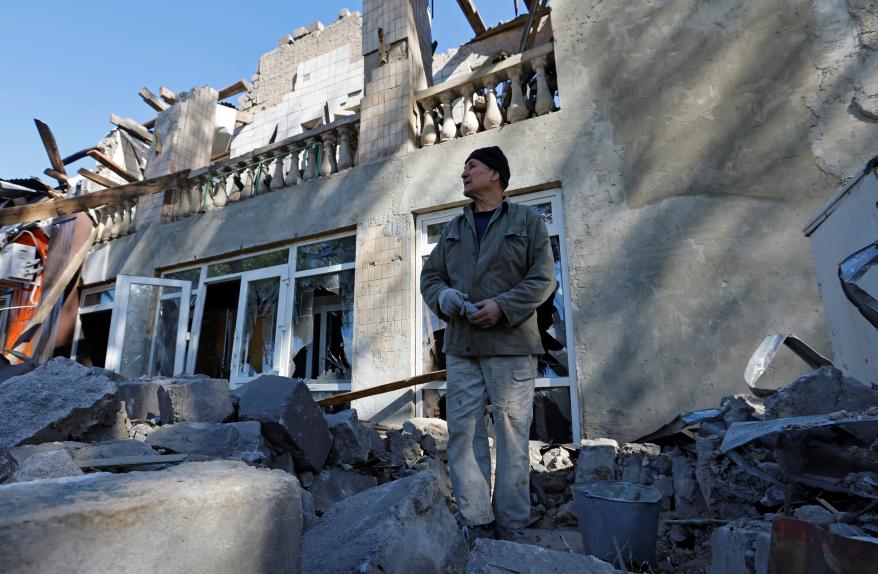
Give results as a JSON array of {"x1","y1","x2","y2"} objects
[{"x1": 0, "y1": 1, "x2": 520, "y2": 180}]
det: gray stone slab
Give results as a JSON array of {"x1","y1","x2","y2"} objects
[
  {"x1": 237, "y1": 375, "x2": 331, "y2": 472},
  {"x1": 764, "y1": 366, "x2": 878, "y2": 419},
  {"x1": 302, "y1": 470, "x2": 467, "y2": 574},
  {"x1": 146, "y1": 421, "x2": 269, "y2": 464},
  {"x1": 0, "y1": 357, "x2": 122, "y2": 448},
  {"x1": 575, "y1": 438, "x2": 618, "y2": 484},
  {"x1": 157, "y1": 376, "x2": 234, "y2": 424},
  {"x1": 0, "y1": 461, "x2": 302, "y2": 574},
  {"x1": 6, "y1": 450, "x2": 83, "y2": 484},
  {"x1": 118, "y1": 379, "x2": 162, "y2": 420},
  {"x1": 709, "y1": 519, "x2": 771, "y2": 574},
  {"x1": 325, "y1": 409, "x2": 379, "y2": 465},
  {"x1": 465, "y1": 539, "x2": 623, "y2": 573},
  {"x1": 310, "y1": 468, "x2": 378, "y2": 514},
  {"x1": 403, "y1": 417, "x2": 449, "y2": 457}
]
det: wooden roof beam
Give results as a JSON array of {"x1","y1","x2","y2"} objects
[
  {"x1": 85, "y1": 150, "x2": 139, "y2": 183},
  {"x1": 77, "y1": 168, "x2": 119, "y2": 189},
  {"x1": 109, "y1": 114, "x2": 153, "y2": 144},
  {"x1": 519, "y1": 0, "x2": 549, "y2": 53},
  {"x1": 159, "y1": 87, "x2": 177, "y2": 105},
  {"x1": 217, "y1": 79, "x2": 252, "y2": 101},
  {"x1": 139, "y1": 87, "x2": 169, "y2": 112},
  {"x1": 456, "y1": 0, "x2": 487, "y2": 36},
  {"x1": 33, "y1": 119, "x2": 68, "y2": 186},
  {"x1": 61, "y1": 146, "x2": 98, "y2": 165}
]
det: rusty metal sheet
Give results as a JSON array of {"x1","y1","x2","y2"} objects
[{"x1": 768, "y1": 516, "x2": 878, "y2": 574}]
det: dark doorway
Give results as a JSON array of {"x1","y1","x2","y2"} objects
[
  {"x1": 194, "y1": 279, "x2": 240, "y2": 380},
  {"x1": 75, "y1": 310, "x2": 112, "y2": 368}
]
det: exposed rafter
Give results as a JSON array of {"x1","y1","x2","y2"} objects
[
  {"x1": 456, "y1": 0, "x2": 487, "y2": 35},
  {"x1": 77, "y1": 168, "x2": 119, "y2": 189},
  {"x1": 85, "y1": 150, "x2": 139, "y2": 183},
  {"x1": 217, "y1": 79, "x2": 252, "y2": 101},
  {"x1": 33, "y1": 119, "x2": 68, "y2": 187},
  {"x1": 139, "y1": 87, "x2": 168, "y2": 112},
  {"x1": 109, "y1": 114, "x2": 153, "y2": 144}
]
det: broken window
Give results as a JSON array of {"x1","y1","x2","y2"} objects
[
  {"x1": 291, "y1": 235, "x2": 357, "y2": 388},
  {"x1": 206, "y1": 249, "x2": 288, "y2": 278},
  {"x1": 238, "y1": 276, "x2": 282, "y2": 378},
  {"x1": 72, "y1": 287, "x2": 115, "y2": 368}
]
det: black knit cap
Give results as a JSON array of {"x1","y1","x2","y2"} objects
[{"x1": 466, "y1": 146, "x2": 510, "y2": 189}]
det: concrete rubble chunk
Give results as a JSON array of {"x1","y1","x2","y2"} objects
[
  {"x1": 157, "y1": 376, "x2": 234, "y2": 424},
  {"x1": 0, "y1": 461, "x2": 303, "y2": 574},
  {"x1": 792, "y1": 504, "x2": 835, "y2": 528},
  {"x1": 309, "y1": 468, "x2": 378, "y2": 514},
  {"x1": 301, "y1": 489, "x2": 318, "y2": 531},
  {"x1": 763, "y1": 366, "x2": 878, "y2": 419},
  {"x1": 465, "y1": 539, "x2": 624, "y2": 574},
  {"x1": 117, "y1": 379, "x2": 162, "y2": 420},
  {"x1": 237, "y1": 375, "x2": 332, "y2": 472},
  {"x1": 720, "y1": 394, "x2": 765, "y2": 424},
  {"x1": 402, "y1": 417, "x2": 449, "y2": 457},
  {"x1": 575, "y1": 438, "x2": 618, "y2": 484},
  {"x1": 542, "y1": 447, "x2": 574, "y2": 471},
  {"x1": 302, "y1": 470, "x2": 467, "y2": 574},
  {"x1": 325, "y1": 409, "x2": 379, "y2": 465},
  {"x1": 0, "y1": 357, "x2": 122, "y2": 448},
  {"x1": 10, "y1": 439, "x2": 156, "y2": 466},
  {"x1": 386, "y1": 428, "x2": 424, "y2": 467},
  {"x1": 146, "y1": 421, "x2": 269, "y2": 464},
  {"x1": 709, "y1": 518, "x2": 771, "y2": 574},
  {"x1": 617, "y1": 443, "x2": 660, "y2": 483},
  {"x1": 7, "y1": 450, "x2": 83, "y2": 483}
]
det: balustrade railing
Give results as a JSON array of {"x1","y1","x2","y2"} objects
[
  {"x1": 416, "y1": 42, "x2": 557, "y2": 147},
  {"x1": 161, "y1": 115, "x2": 359, "y2": 222},
  {"x1": 94, "y1": 200, "x2": 137, "y2": 243}
]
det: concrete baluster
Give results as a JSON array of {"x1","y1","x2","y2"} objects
[
  {"x1": 303, "y1": 139, "x2": 318, "y2": 181},
  {"x1": 118, "y1": 203, "x2": 131, "y2": 236},
  {"x1": 439, "y1": 93, "x2": 457, "y2": 142},
  {"x1": 419, "y1": 99, "x2": 438, "y2": 147},
  {"x1": 460, "y1": 84, "x2": 479, "y2": 136},
  {"x1": 270, "y1": 151, "x2": 287, "y2": 190},
  {"x1": 108, "y1": 206, "x2": 122, "y2": 239},
  {"x1": 483, "y1": 77, "x2": 503, "y2": 130},
  {"x1": 506, "y1": 68, "x2": 529, "y2": 123},
  {"x1": 126, "y1": 201, "x2": 137, "y2": 234},
  {"x1": 319, "y1": 132, "x2": 336, "y2": 177},
  {"x1": 285, "y1": 149, "x2": 301, "y2": 186},
  {"x1": 533, "y1": 57, "x2": 553, "y2": 116},
  {"x1": 212, "y1": 175, "x2": 228, "y2": 208},
  {"x1": 227, "y1": 172, "x2": 242, "y2": 203},
  {"x1": 336, "y1": 127, "x2": 354, "y2": 170}
]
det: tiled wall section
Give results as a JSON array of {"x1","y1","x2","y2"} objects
[
  {"x1": 362, "y1": 0, "x2": 410, "y2": 55},
  {"x1": 230, "y1": 45, "x2": 363, "y2": 157}
]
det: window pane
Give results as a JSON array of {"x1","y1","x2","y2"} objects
[
  {"x1": 538, "y1": 236, "x2": 569, "y2": 378},
  {"x1": 426, "y1": 222, "x2": 447, "y2": 244},
  {"x1": 296, "y1": 236, "x2": 356, "y2": 271},
  {"x1": 421, "y1": 255, "x2": 447, "y2": 373},
  {"x1": 207, "y1": 250, "x2": 288, "y2": 278},
  {"x1": 165, "y1": 268, "x2": 201, "y2": 307},
  {"x1": 531, "y1": 386, "x2": 573, "y2": 443},
  {"x1": 292, "y1": 269, "x2": 355, "y2": 383},
  {"x1": 83, "y1": 289, "x2": 115, "y2": 307},
  {"x1": 238, "y1": 277, "x2": 281, "y2": 377},
  {"x1": 118, "y1": 283, "x2": 182, "y2": 378}
]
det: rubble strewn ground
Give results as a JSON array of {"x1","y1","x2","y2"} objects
[{"x1": 0, "y1": 359, "x2": 876, "y2": 573}]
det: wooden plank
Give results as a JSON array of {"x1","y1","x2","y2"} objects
[
  {"x1": 0, "y1": 171, "x2": 186, "y2": 226},
  {"x1": 77, "y1": 168, "x2": 119, "y2": 189},
  {"x1": 86, "y1": 149, "x2": 139, "y2": 183},
  {"x1": 34, "y1": 119, "x2": 67, "y2": 180},
  {"x1": 44, "y1": 168, "x2": 69, "y2": 183},
  {"x1": 519, "y1": 0, "x2": 549, "y2": 52},
  {"x1": 159, "y1": 86, "x2": 177, "y2": 104},
  {"x1": 76, "y1": 454, "x2": 189, "y2": 469},
  {"x1": 236, "y1": 110, "x2": 252, "y2": 125},
  {"x1": 456, "y1": 0, "x2": 487, "y2": 35},
  {"x1": 139, "y1": 87, "x2": 168, "y2": 112},
  {"x1": 109, "y1": 113, "x2": 153, "y2": 144},
  {"x1": 217, "y1": 79, "x2": 251, "y2": 100},
  {"x1": 61, "y1": 146, "x2": 97, "y2": 165},
  {"x1": 315, "y1": 370, "x2": 447, "y2": 407}
]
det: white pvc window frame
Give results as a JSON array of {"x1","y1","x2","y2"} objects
[
  {"x1": 70, "y1": 285, "x2": 115, "y2": 365},
  {"x1": 414, "y1": 189, "x2": 581, "y2": 442}
]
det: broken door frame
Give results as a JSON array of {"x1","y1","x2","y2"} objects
[
  {"x1": 105, "y1": 275, "x2": 191, "y2": 377},
  {"x1": 414, "y1": 188, "x2": 582, "y2": 442}
]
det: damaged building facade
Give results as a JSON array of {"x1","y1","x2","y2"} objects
[{"x1": 2, "y1": 0, "x2": 878, "y2": 444}]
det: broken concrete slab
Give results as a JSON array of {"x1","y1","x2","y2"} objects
[
  {"x1": 0, "y1": 461, "x2": 302, "y2": 574},
  {"x1": 302, "y1": 470, "x2": 466, "y2": 574},
  {"x1": 309, "y1": 468, "x2": 378, "y2": 514},
  {"x1": 402, "y1": 417, "x2": 449, "y2": 457},
  {"x1": 157, "y1": 376, "x2": 234, "y2": 424},
  {"x1": 575, "y1": 438, "x2": 618, "y2": 483},
  {"x1": 237, "y1": 375, "x2": 331, "y2": 472},
  {"x1": 9, "y1": 439, "x2": 156, "y2": 467},
  {"x1": 6, "y1": 450, "x2": 83, "y2": 483},
  {"x1": 0, "y1": 357, "x2": 122, "y2": 448},
  {"x1": 763, "y1": 366, "x2": 878, "y2": 419},
  {"x1": 325, "y1": 409, "x2": 379, "y2": 465},
  {"x1": 709, "y1": 518, "x2": 771, "y2": 574},
  {"x1": 465, "y1": 539, "x2": 623, "y2": 574},
  {"x1": 386, "y1": 428, "x2": 424, "y2": 467},
  {"x1": 617, "y1": 443, "x2": 660, "y2": 484},
  {"x1": 792, "y1": 504, "x2": 835, "y2": 529},
  {"x1": 146, "y1": 421, "x2": 269, "y2": 464},
  {"x1": 117, "y1": 379, "x2": 162, "y2": 420}
]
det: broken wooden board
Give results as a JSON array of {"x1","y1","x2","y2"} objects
[
  {"x1": 43, "y1": 168, "x2": 69, "y2": 184},
  {"x1": 139, "y1": 87, "x2": 169, "y2": 112},
  {"x1": 315, "y1": 370, "x2": 447, "y2": 407},
  {"x1": 77, "y1": 168, "x2": 118, "y2": 189},
  {"x1": 0, "y1": 171, "x2": 187, "y2": 226},
  {"x1": 34, "y1": 119, "x2": 67, "y2": 184},
  {"x1": 456, "y1": 0, "x2": 487, "y2": 35},
  {"x1": 76, "y1": 454, "x2": 189, "y2": 470},
  {"x1": 86, "y1": 149, "x2": 139, "y2": 183},
  {"x1": 109, "y1": 114, "x2": 153, "y2": 144},
  {"x1": 520, "y1": 0, "x2": 549, "y2": 53},
  {"x1": 218, "y1": 79, "x2": 252, "y2": 100},
  {"x1": 61, "y1": 146, "x2": 97, "y2": 165},
  {"x1": 159, "y1": 86, "x2": 177, "y2": 104}
]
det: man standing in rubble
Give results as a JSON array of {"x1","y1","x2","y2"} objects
[{"x1": 420, "y1": 146, "x2": 556, "y2": 541}]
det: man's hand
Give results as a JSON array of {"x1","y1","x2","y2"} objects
[
  {"x1": 467, "y1": 299, "x2": 503, "y2": 329},
  {"x1": 439, "y1": 288, "x2": 470, "y2": 317}
]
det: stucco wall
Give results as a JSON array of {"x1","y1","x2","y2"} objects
[{"x1": 83, "y1": 0, "x2": 877, "y2": 440}]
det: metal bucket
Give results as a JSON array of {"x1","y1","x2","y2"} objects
[{"x1": 572, "y1": 481, "x2": 662, "y2": 565}]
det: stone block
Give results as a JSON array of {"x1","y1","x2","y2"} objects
[
  {"x1": 575, "y1": 438, "x2": 618, "y2": 484},
  {"x1": 402, "y1": 417, "x2": 449, "y2": 457},
  {"x1": 0, "y1": 461, "x2": 303, "y2": 574},
  {"x1": 9, "y1": 439, "x2": 155, "y2": 466},
  {"x1": 237, "y1": 375, "x2": 332, "y2": 472},
  {"x1": 302, "y1": 470, "x2": 467, "y2": 574},
  {"x1": 465, "y1": 539, "x2": 623, "y2": 573},
  {"x1": 542, "y1": 447, "x2": 574, "y2": 471},
  {"x1": 146, "y1": 422, "x2": 269, "y2": 464},
  {"x1": 0, "y1": 357, "x2": 121, "y2": 448},
  {"x1": 386, "y1": 428, "x2": 424, "y2": 467},
  {"x1": 118, "y1": 379, "x2": 162, "y2": 420},
  {"x1": 157, "y1": 376, "x2": 234, "y2": 424},
  {"x1": 6, "y1": 450, "x2": 83, "y2": 484},
  {"x1": 309, "y1": 468, "x2": 378, "y2": 514},
  {"x1": 709, "y1": 519, "x2": 771, "y2": 574},
  {"x1": 617, "y1": 443, "x2": 660, "y2": 484},
  {"x1": 764, "y1": 367, "x2": 878, "y2": 419},
  {"x1": 325, "y1": 409, "x2": 379, "y2": 465},
  {"x1": 792, "y1": 505, "x2": 835, "y2": 529}
]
